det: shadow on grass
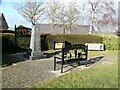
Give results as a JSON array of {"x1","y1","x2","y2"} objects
[
  {"x1": 2, "y1": 50, "x2": 62, "y2": 67},
  {"x1": 2, "y1": 39, "x2": 29, "y2": 67},
  {"x1": 55, "y1": 56, "x2": 104, "y2": 73},
  {"x1": 2, "y1": 53, "x2": 27, "y2": 67},
  {"x1": 87, "y1": 56, "x2": 104, "y2": 66},
  {"x1": 2, "y1": 46, "x2": 28, "y2": 67}
]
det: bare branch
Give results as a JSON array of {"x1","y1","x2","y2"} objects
[
  {"x1": 16, "y1": 0, "x2": 45, "y2": 26},
  {"x1": 88, "y1": 0, "x2": 116, "y2": 34},
  {"x1": 46, "y1": 1, "x2": 60, "y2": 32}
]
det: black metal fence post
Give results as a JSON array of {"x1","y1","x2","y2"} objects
[{"x1": 15, "y1": 24, "x2": 17, "y2": 54}]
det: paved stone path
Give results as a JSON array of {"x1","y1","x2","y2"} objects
[
  {"x1": 2, "y1": 56, "x2": 55, "y2": 88},
  {"x1": 2, "y1": 54, "x2": 118, "y2": 88}
]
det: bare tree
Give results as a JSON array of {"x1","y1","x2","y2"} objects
[
  {"x1": 57, "y1": 4, "x2": 67, "y2": 34},
  {"x1": 46, "y1": 1, "x2": 60, "y2": 33},
  {"x1": 79, "y1": 2, "x2": 87, "y2": 25},
  {"x1": 88, "y1": 0, "x2": 100, "y2": 34},
  {"x1": 57, "y1": 2, "x2": 80, "y2": 34},
  {"x1": 100, "y1": 1, "x2": 116, "y2": 32},
  {"x1": 65, "y1": 2, "x2": 80, "y2": 34},
  {"x1": 17, "y1": 0, "x2": 45, "y2": 26},
  {"x1": 88, "y1": 0, "x2": 116, "y2": 34}
]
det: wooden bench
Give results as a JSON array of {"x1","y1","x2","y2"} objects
[{"x1": 54, "y1": 44, "x2": 88, "y2": 73}]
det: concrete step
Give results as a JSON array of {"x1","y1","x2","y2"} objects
[{"x1": 29, "y1": 52, "x2": 48, "y2": 60}]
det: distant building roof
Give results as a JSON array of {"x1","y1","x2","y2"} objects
[
  {"x1": 0, "y1": 13, "x2": 9, "y2": 30},
  {"x1": 35, "y1": 24, "x2": 97, "y2": 34},
  {"x1": 17, "y1": 25, "x2": 32, "y2": 31}
]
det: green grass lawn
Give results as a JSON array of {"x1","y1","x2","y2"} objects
[
  {"x1": 30, "y1": 50, "x2": 118, "y2": 88},
  {"x1": 31, "y1": 63, "x2": 118, "y2": 88},
  {"x1": 44, "y1": 50, "x2": 118, "y2": 56},
  {"x1": 88, "y1": 50, "x2": 118, "y2": 56}
]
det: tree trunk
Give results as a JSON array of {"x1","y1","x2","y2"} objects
[
  {"x1": 50, "y1": 23, "x2": 55, "y2": 34},
  {"x1": 62, "y1": 26, "x2": 65, "y2": 34},
  {"x1": 68, "y1": 29, "x2": 71, "y2": 34},
  {"x1": 63, "y1": 29, "x2": 65, "y2": 34},
  {"x1": 89, "y1": 10, "x2": 95, "y2": 34}
]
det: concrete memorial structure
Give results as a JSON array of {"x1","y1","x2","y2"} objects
[{"x1": 29, "y1": 25, "x2": 41, "y2": 60}]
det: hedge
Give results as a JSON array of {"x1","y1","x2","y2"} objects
[
  {"x1": 2, "y1": 33, "x2": 28, "y2": 53},
  {"x1": 46, "y1": 34, "x2": 103, "y2": 50},
  {"x1": 1, "y1": 30, "x2": 15, "y2": 33},
  {"x1": 99, "y1": 34, "x2": 120, "y2": 50},
  {"x1": 1, "y1": 33, "x2": 120, "y2": 53},
  {"x1": 16, "y1": 36, "x2": 30, "y2": 49},
  {"x1": 2, "y1": 33, "x2": 15, "y2": 53},
  {"x1": 45, "y1": 34, "x2": 120, "y2": 50}
]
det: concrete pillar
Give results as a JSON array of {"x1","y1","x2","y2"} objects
[
  {"x1": 29, "y1": 25, "x2": 41, "y2": 60},
  {"x1": 29, "y1": 25, "x2": 35, "y2": 59}
]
